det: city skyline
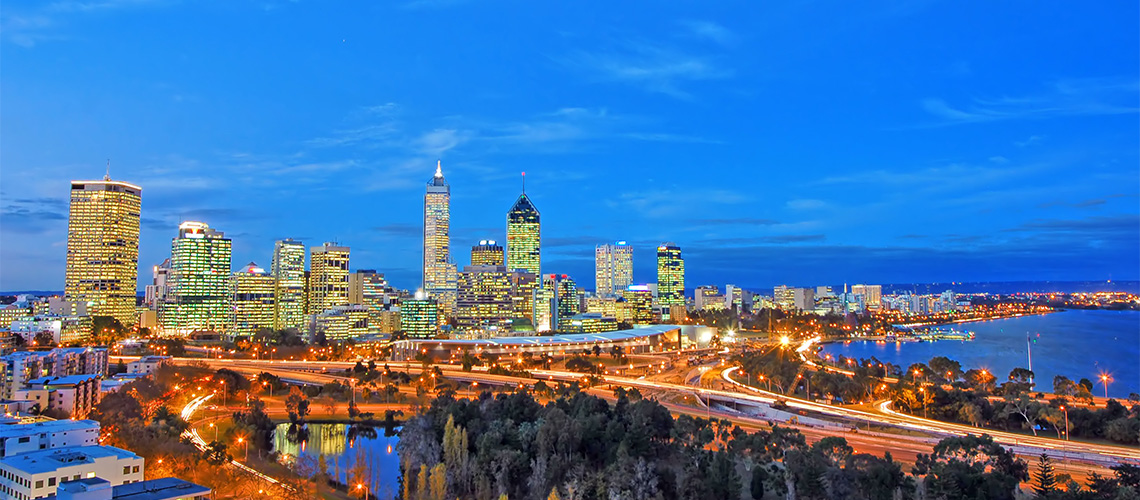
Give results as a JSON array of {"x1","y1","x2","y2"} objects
[{"x1": 2, "y1": 2, "x2": 1138, "y2": 292}]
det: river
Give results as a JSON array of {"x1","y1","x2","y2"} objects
[
  {"x1": 274, "y1": 422, "x2": 401, "y2": 499},
  {"x1": 819, "y1": 309, "x2": 1139, "y2": 398}
]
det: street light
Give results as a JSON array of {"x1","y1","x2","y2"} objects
[
  {"x1": 1059, "y1": 405, "x2": 1070, "y2": 440},
  {"x1": 1099, "y1": 374, "x2": 1111, "y2": 400},
  {"x1": 237, "y1": 437, "x2": 248, "y2": 461},
  {"x1": 357, "y1": 483, "x2": 370, "y2": 499}
]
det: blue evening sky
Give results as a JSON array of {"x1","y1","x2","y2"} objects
[{"x1": 1, "y1": 1, "x2": 1137, "y2": 293}]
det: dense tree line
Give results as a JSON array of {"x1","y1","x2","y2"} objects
[{"x1": 398, "y1": 388, "x2": 1118, "y2": 500}]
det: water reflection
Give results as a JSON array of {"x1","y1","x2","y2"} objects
[{"x1": 273, "y1": 422, "x2": 401, "y2": 499}]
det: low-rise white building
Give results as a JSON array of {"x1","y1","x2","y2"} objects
[
  {"x1": 125, "y1": 357, "x2": 169, "y2": 377},
  {"x1": 0, "y1": 445, "x2": 143, "y2": 500},
  {"x1": 0, "y1": 420, "x2": 100, "y2": 458},
  {"x1": 57, "y1": 476, "x2": 210, "y2": 500}
]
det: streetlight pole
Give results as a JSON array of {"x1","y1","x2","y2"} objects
[
  {"x1": 357, "y1": 483, "x2": 370, "y2": 500},
  {"x1": 1100, "y1": 374, "x2": 1110, "y2": 400},
  {"x1": 1060, "y1": 405, "x2": 1069, "y2": 440}
]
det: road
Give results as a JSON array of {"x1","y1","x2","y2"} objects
[{"x1": 160, "y1": 356, "x2": 1137, "y2": 475}]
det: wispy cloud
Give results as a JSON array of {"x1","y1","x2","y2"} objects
[
  {"x1": 920, "y1": 77, "x2": 1140, "y2": 126},
  {"x1": 4, "y1": 0, "x2": 170, "y2": 47},
  {"x1": 679, "y1": 20, "x2": 739, "y2": 47},
  {"x1": 558, "y1": 39, "x2": 732, "y2": 98},
  {"x1": 688, "y1": 218, "x2": 780, "y2": 226},
  {"x1": 614, "y1": 188, "x2": 749, "y2": 218}
]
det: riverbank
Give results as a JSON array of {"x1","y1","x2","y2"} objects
[{"x1": 890, "y1": 309, "x2": 1056, "y2": 330}]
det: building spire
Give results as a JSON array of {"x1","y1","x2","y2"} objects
[
  {"x1": 105, "y1": 159, "x2": 111, "y2": 181},
  {"x1": 521, "y1": 171, "x2": 526, "y2": 194},
  {"x1": 435, "y1": 159, "x2": 443, "y2": 178}
]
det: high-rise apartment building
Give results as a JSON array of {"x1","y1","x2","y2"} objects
[
  {"x1": 656, "y1": 243, "x2": 685, "y2": 307},
  {"x1": 230, "y1": 262, "x2": 275, "y2": 338},
  {"x1": 162, "y1": 222, "x2": 232, "y2": 334},
  {"x1": 471, "y1": 240, "x2": 505, "y2": 266},
  {"x1": 554, "y1": 274, "x2": 580, "y2": 320},
  {"x1": 424, "y1": 161, "x2": 458, "y2": 316},
  {"x1": 456, "y1": 265, "x2": 513, "y2": 336},
  {"x1": 308, "y1": 243, "x2": 350, "y2": 314},
  {"x1": 595, "y1": 241, "x2": 633, "y2": 297},
  {"x1": 271, "y1": 239, "x2": 306, "y2": 330},
  {"x1": 64, "y1": 177, "x2": 142, "y2": 326},
  {"x1": 506, "y1": 192, "x2": 541, "y2": 276}
]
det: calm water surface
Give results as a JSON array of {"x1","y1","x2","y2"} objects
[
  {"x1": 819, "y1": 309, "x2": 1139, "y2": 398},
  {"x1": 274, "y1": 423, "x2": 401, "y2": 499}
]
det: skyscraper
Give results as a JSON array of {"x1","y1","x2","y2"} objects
[
  {"x1": 271, "y1": 239, "x2": 306, "y2": 330},
  {"x1": 456, "y1": 265, "x2": 513, "y2": 336},
  {"x1": 309, "y1": 242, "x2": 350, "y2": 314},
  {"x1": 162, "y1": 222, "x2": 232, "y2": 334},
  {"x1": 471, "y1": 240, "x2": 505, "y2": 266},
  {"x1": 424, "y1": 160, "x2": 458, "y2": 316},
  {"x1": 64, "y1": 176, "x2": 142, "y2": 326},
  {"x1": 595, "y1": 241, "x2": 633, "y2": 297},
  {"x1": 230, "y1": 262, "x2": 275, "y2": 339},
  {"x1": 401, "y1": 291, "x2": 439, "y2": 339},
  {"x1": 656, "y1": 243, "x2": 685, "y2": 307},
  {"x1": 506, "y1": 190, "x2": 540, "y2": 276},
  {"x1": 144, "y1": 259, "x2": 171, "y2": 309}
]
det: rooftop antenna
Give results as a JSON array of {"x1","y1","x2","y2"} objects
[
  {"x1": 104, "y1": 159, "x2": 111, "y2": 181},
  {"x1": 521, "y1": 171, "x2": 526, "y2": 194}
]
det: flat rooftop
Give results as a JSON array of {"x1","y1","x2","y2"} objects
[
  {"x1": 404, "y1": 325, "x2": 680, "y2": 348},
  {"x1": 0, "y1": 445, "x2": 138, "y2": 475},
  {"x1": 112, "y1": 477, "x2": 211, "y2": 500},
  {"x1": 27, "y1": 374, "x2": 100, "y2": 386},
  {"x1": 0, "y1": 419, "x2": 99, "y2": 439}
]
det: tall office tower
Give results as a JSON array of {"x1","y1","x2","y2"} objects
[
  {"x1": 471, "y1": 240, "x2": 505, "y2": 266},
  {"x1": 230, "y1": 262, "x2": 276, "y2": 339},
  {"x1": 401, "y1": 291, "x2": 439, "y2": 339},
  {"x1": 851, "y1": 284, "x2": 882, "y2": 309},
  {"x1": 506, "y1": 190, "x2": 541, "y2": 276},
  {"x1": 533, "y1": 276, "x2": 559, "y2": 332},
  {"x1": 271, "y1": 239, "x2": 306, "y2": 330},
  {"x1": 456, "y1": 265, "x2": 513, "y2": 336},
  {"x1": 163, "y1": 222, "x2": 232, "y2": 334},
  {"x1": 349, "y1": 269, "x2": 389, "y2": 330},
  {"x1": 595, "y1": 241, "x2": 633, "y2": 297},
  {"x1": 144, "y1": 259, "x2": 172, "y2": 309},
  {"x1": 656, "y1": 243, "x2": 685, "y2": 307},
  {"x1": 509, "y1": 270, "x2": 537, "y2": 324},
  {"x1": 424, "y1": 160, "x2": 458, "y2": 316},
  {"x1": 554, "y1": 274, "x2": 580, "y2": 319},
  {"x1": 64, "y1": 176, "x2": 142, "y2": 326},
  {"x1": 309, "y1": 243, "x2": 350, "y2": 314}
]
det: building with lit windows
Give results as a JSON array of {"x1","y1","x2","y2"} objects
[
  {"x1": 400, "y1": 292, "x2": 439, "y2": 339},
  {"x1": 553, "y1": 275, "x2": 580, "y2": 320},
  {"x1": 655, "y1": 243, "x2": 684, "y2": 308},
  {"x1": 506, "y1": 191, "x2": 541, "y2": 276},
  {"x1": 308, "y1": 243, "x2": 350, "y2": 314},
  {"x1": 161, "y1": 222, "x2": 232, "y2": 335},
  {"x1": 470, "y1": 240, "x2": 504, "y2": 266},
  {"x1": 851, "y1": 284, "x2": 882, "y2": 309},
  {"x1": 230, "y1": 262, "x2": 275, "y2": 339},
  {"x1": 424, "y1": 161, "x2": 458, "y2": 316},
  {"x1": 621, "y1": 285, "x2": 656, "y2": 323},
  {"x1": 271, "y1": 239, "x2": 306, "y2": 330},
  {"x1": 725, "y1": 284, "x2": 745, "y2": 312},
  {"x1": 309, "y1": 305, "x2": 370, "y2": 342},
  {"x1": 349, "y1": 270, "x2": 391, "y2": 332},
  {"x1": 694, "y1": 286, "x2": 725, "y2": 311},
  {"x1": 585, "y1": 296, "x2": 619, "y2": 318},
  {"x1": 561, "y1": 313, "x2": 618, "y2": 334},
  {"x1": 64, "y1": 177, "x2": 142, "y2": 327},
  {"x1": 144, "y1": 259, "x2": 171, "y2": 309},
  {"x1": 0, "y1": 445, "x2": 143, "y2": 500},
  {"x1": 455, "y1": 265, "x2": 513, "y2": 336},
  {"x1": 595, "y1": 242, "x2": 633, "y2": 297},
  {"x1": 509, "y1": 271, "x2": 537, "y2": 325}
]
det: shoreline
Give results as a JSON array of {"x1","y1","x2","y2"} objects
[{"x1": 888, "y1": 309, "x2": 1058, "y2": 330}]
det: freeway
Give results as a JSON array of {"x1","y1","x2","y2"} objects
[{"x1": 166, "y1": 357, "x2": 1138, "y2": 470}]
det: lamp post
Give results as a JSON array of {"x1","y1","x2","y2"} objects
[
  {"x1": 209, "y1": 422, "x2": 217, "y2": 442},
  {"x1": 1060, "y1": 405, "x2": 1069, "y2": 440},
  {"x1": 1100, "y1": 374, "x2": 1111, "y2": 400},
  {"x1": 357, "y1": 483, "x2": 370, "y2": 499},
  {"x1": 919, "y1": 387, "x2": 927, "y2": 418},
  {"x1": 237, "y1": 437, "x2": 247, "y2": 460}
]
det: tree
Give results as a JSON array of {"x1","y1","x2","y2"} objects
[
  {"x1": 1000, "y1": 392, "x2": 1041, "y2": 436},
  {"x1": 203, "y1": 441, "x2": 231, "y2": 465},
  {"x1": 1032, "y1": 454, "x2": 1057, "y2": 497},
  {"x1": 912, "y1": 434, "x2": 1028, "y2": 500},
  {"x1": 32, "y1": 331, "x2": 56, "y2": 347}
]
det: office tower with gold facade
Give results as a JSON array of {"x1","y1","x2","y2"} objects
[
  {"x1": 595, "y1": 241, "x2": 633, "y2": 297},
  {"x1": 471, "y1": 240, "x2": 505, "y2": 266},
  {"x1": 162, "y1": 222, "x2": 232, "y2": 334},
  {"x1": 308, "y1": 243, "x2": 349, "y2": 314},
  {"x1": 506, "y1": 192, "x2": 540, "y2": 276},
  {"x1": 656, "y1": 243, "x2": 685, "y2": 308},
  {"x1": 271, "y1": 238, "x2": 306, "y2": 330},
  {"x1": 64, "y1": 177, "x2": 142, "y2": 326},
  {"x1": 349, "y1": 269, "x2": 391, "y2": 332},
  {"x1": 230, "y1": 262, "x2": 276, "y2": 338},
  {"x1": 424, "y1": 161, "x2": 458, "y2": 316},
  {"x1": 456, "y1": 265, "x2": 513, "y2": 336}
]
